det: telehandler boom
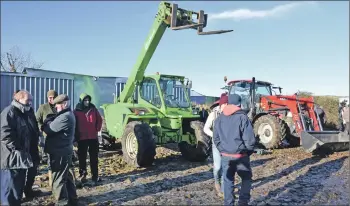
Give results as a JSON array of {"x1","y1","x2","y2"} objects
[{"x1": 101, "y1": 1, "x2": 233, "y2": 167}]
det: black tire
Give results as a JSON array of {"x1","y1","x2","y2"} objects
[
  {"x1": 121, "y1": 121, "x2": 156, "y2": 167},
  {"x1": 253, "y1": 114, "x2": 287, "y2": 149},
  {"x1": 178, "y1": 120, "x2": 211, "y2": 162}
]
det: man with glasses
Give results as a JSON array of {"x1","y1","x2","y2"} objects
[
  {"x1": 36, "y1": 89, "x2": 58, "y2": 189},
  {"x1": 1, "y1": 90, "x2": 41, "y2": 205}
]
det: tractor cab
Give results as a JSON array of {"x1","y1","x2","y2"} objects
[{"x1": 228, "y1": 79, "x2": 273, "y2": 113}]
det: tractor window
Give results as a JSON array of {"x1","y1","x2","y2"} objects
[
  {"x1": 229, "y1": 82, "x2": 251, "y2": 110},
  {"x1": 255, "y1": 84, "x2": 272, "y2": 96},
  {"x1": 140, "y1": 78, "x2": 162, "y2": 108},
  {"x1": 159, "y1": 77, "x2": 191, "y2": 108}
]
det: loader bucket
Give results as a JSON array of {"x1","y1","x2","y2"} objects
[{"x1": 300, "y1": 131, "x2": 350, "y2": 155}]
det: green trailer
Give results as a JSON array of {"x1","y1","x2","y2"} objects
[{"x1": 100, "y1": 1, "x2": 233, "y2": 167}]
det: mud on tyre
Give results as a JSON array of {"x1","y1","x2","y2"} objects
[
  {"x1": 178, "y1": 120, "x2": 211, "y2": 162},
  {"x1": 254, "y1": 114, "x2": 287, "y2": 149},
  {"x1": 121, "y1": 121, "x2": 156, "y2": 167}
]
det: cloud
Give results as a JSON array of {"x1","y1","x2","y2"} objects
[{"x1": 209, "y1": 1, "x2": 317, "y2": 21}]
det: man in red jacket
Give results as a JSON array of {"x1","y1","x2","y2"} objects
[{"x1": 74, "y1": 93, "x2": 103, "y2": 186}]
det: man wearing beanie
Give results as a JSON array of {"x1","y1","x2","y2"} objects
[
  {"x1": 35, "y1": 89, "x2": 58, "y2": 189},
  {"x1": 74, "y1": 93, "x2": 103, "y2": 186},
  {"x1": 204, "y1": 93, "x2": 228, "y2": 197},
  {"x1": 213, "y1": 94, "x2": 256, "y2": 206}
]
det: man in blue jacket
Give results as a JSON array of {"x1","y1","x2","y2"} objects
[{"x1": 213, "y1": 94, "x2": 256, "y2": 206}]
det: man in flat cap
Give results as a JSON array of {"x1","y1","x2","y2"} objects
[
  {"x1": 35, "y1": 89, "x2": 58, "y2": 189},
  {"x1": 42, "y1": 94, "x2": 78, "y2": 205}
]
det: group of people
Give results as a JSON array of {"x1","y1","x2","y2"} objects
[
  {"x1": 0, "y1": 89, "x2": 103, "y2": 206},
  {"x1": 204, "y1": 93, "x2": 256, "y2": 206},
  {"x1": 1, "y1": 88, "x2": 348, "y2": 206}
]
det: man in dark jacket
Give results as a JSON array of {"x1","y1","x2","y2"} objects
[
  {"x1": 74, "y1": 93, "x2": 103, "y2": 186},
  {"x1": 42, "y1": 94, "x2": 78, "y2": 205},
  {"x1": 213, "y1": 94, "x2": 256, "y2": 206},
  {"x1": 0, "y1": 90, "x2": 40, "y2": 205},
  {"x1": 315, "y1": 105, "x2": 326, "y2": 127},
  {"x1": 199, "y1": 107, "x2": 209, "y2": 123}
]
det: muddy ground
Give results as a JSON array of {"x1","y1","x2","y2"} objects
[{"x1": 23, "y1": 144, "x2": 349, "y2": 205}]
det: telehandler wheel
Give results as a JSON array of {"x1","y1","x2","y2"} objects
[
  {"x1": 178, "y1": 120, "x2": 211, "y2": 162},
  {"x1": 254, "y1": 114, "x2": 287, "y2": 149},
  {"x1": 121, "y1": 121, "x2": 156, "y2": 168}
]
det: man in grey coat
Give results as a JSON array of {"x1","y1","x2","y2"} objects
[
  {"x1": 42, "y1": 94, "x2": 78, "y2": 205},
  {"x1": 0, "y1": 90, "x2": 40, "y2": 205}
]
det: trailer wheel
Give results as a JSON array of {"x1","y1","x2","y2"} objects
[
  {"x1": 121, "y1": 121, "x2": 156, "y2": 167},
  {"x1": 254, "y1": 115, "x2": 287, "y2": 149},
  {"x1": 179, "y1": 120, "x2": 211, "y2": 162}
]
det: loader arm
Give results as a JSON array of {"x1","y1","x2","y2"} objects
[{"x1": 118, "y1": 1, "x2": 233, "y2": 103}]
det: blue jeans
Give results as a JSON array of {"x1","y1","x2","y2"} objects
[
  {"x1": 1, "y1": 169, "x2": 27, "y2": 206},
  {"x1": 221, "y1": 155, "x2": 252, "y2": 206},
  {"x1": 212, "y1": 140, "x2": 224, "y2": 192}
]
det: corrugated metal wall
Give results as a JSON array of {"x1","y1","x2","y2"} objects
[
  {"x1": 1, "y1": 69, "x2": 192, "y2": 114},
  {"x1": 1, "y1": 72, "x2": 74, "y2": 112}
]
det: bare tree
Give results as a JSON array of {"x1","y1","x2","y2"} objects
[{"x1": 0, "y1": 46, "x2": 44, "y2": 72}]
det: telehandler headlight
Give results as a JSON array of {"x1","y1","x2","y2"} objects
[
  {"x1": 138, "y1": 110, "x2": 145, "y2": 115},
  {"x1": 192, "y1": 110, "x2": 198, "y2": 115}
]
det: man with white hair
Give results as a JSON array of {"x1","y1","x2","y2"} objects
[
  {"x1": 1, "y1": 90, "x2": 40, "y2": 205},
  {"x1": 42, "y1": 94, "x2": 78, "y2": 205}
]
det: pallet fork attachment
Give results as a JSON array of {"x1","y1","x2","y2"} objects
[{"x1": 170, "y1": 3, "x2": 233, "y2": 35}]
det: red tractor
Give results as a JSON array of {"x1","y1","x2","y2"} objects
[{"x1": 212, "y1": 77, "x2": 349, "y2": 154}]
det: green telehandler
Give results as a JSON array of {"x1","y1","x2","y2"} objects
[{"x1": 101, "y1": 1, "x2": 233, "y2": 167}]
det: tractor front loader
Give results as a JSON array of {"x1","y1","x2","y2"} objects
[
  {"x1": 100, "y1": 2, "x2": 233, "y2": 167},
  {"x1": 221, "y1": 77, "x2": 349, "y2": 155}
]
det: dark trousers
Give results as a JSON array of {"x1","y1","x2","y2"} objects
[
  {"x1": 49, "y1": 153, "x2": 78, "y2": 205},
  {"x1": 221, "y1": 155, "x2": 252, "y2": 206},
  {"x1": 24, "y1": 164, "x2": 38, "y2": 194},
  {"x1": 77, "y1": 139, "x2": 99, "y2": 180},
  {"x1": 0, "y1": 169, "x2": 27, "y2": 206}
]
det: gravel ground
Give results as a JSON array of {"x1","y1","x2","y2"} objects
[{"x1": 23, "y1": 144, "x2": 349, "y2": 205}]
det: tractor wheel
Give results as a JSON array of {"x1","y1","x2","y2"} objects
[
  {"x1": 178, "y1": 120, "x2": 211, "y2": 162},
  {"x1": 254, "y1": 115, "x2": 287, "y2": 149},
  {"x1": 121, "y1": 121, "x2": 156, "y2": 168}
]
